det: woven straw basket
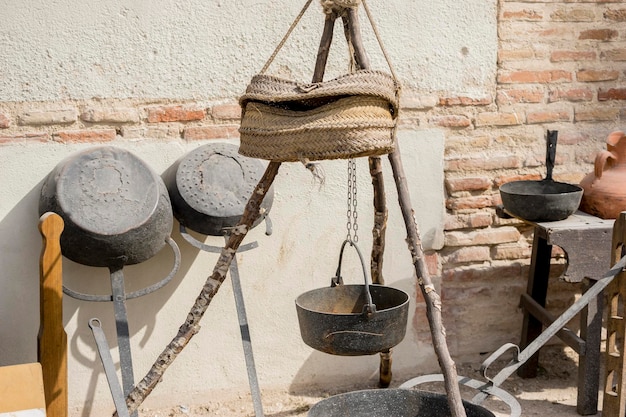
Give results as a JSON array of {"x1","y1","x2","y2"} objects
[{"x1": 239, "y1": 70, "x2": 399, "y2": 162}]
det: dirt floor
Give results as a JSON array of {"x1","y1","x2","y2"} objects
[{"x1": 141, "y1": 345, "x2": 602, "y2": 417}]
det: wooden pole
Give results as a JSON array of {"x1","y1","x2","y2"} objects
[
  {"x1": 38, "y1": 212, "x2": 68, "y2": 417},
  {"x1": 388, "y1": 150, "x2": 466, "y2": 417}
]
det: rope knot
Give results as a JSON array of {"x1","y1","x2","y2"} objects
[{"x1": 320, "y1": 0, "x2": 361, "y2": 15}]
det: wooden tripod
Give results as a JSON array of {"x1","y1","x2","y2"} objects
[{"x1": 118, "y1": 3, "x2": 467, "y2": 417}]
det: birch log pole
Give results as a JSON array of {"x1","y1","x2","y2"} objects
[{"x1": 117, "y1": 162, "x2": 281, "y2": 416}]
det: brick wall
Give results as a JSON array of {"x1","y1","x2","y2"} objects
[{"x1": 0, "y1": 0, "x2": 624, "y2": 359}]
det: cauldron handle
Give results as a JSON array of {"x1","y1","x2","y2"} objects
[
  {"x1": 332, "y1": 239, "x2": 376, "y2": 316},
  {"x1": 399, "y1": 374, "x2": 521, "y2": 417},
  {"x1": 62, "y1": 236, "x2": 182, "y2": 302}
]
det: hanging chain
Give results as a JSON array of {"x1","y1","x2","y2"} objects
[{"x1": 346, "y1": 158, "x2": 359, "y2": 243}]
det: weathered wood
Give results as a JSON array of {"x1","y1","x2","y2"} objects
[
  {"x1": 368, "y1": 156, "x2": 387, "y2": 285},
  {"x1": 119, "y1": 162, "x2": 281, "y2": 415},
  {"x1": 313, "y1": 12, "x2": 337, "y2": 83},
  {"x1": 388, "y1": 150, "x2": 466, "y2": 417},
  {"x1": 602, "y1": 211, "x2": 626, "y2": 417},
  {"x1": 38, "y1": 212, "x2": 68, "y2": 417}
]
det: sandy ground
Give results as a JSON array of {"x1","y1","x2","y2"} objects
[{"x1": 139, "y1": 345, "x2": 601, "y2": 417}]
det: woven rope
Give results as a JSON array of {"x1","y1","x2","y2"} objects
[{"x1": 320, "y1": 0, "x2": 361, "y2": 15}]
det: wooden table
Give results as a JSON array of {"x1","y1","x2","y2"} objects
[{"x1": 515, "y1": 210, "x2": 613, "y2": 415}]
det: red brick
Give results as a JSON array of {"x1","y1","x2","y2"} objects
[
  {"x1": 579, "y1": 29, "x2": 619, "y2": 41},
  {"x1": 476, "y1": 112, "x2": 523, "y2": 126},
  {"x1": 54, "y1": 129, "x2": 116, "y2": 143},
  {"x1": 445, "y1": 246, "x2": 491, "y2": 264},
  {"x1": 424, "y1": 251, "x2": 441, "y2": 277},
  {"x1": 0, "y1": 132, "x2": 49, "y2": 144},
  {"x1": 551, "y1": 8, "x2": 595, "y2": 22},
  {"x1": 81, "y1": 107, "x2": 140, "y2": 123},
  {"x1": 577, "y1": 69, "x2": 620, "y2": 82},
  {"x1": 605, "y1": 9, "x2": 626, "y2": 22},
  {"x1": 18, "y1": 109, "x2": 77, "y2": 126},
  {"x1": 548, "y1": 88, "x2": 594, "y2": 102},
  {"x1": 147, "y1": 105, "x2": 205, "y2": 123},
  {"x1": 0, "y1": 113, "x2": 9, "y2": 128},
  {"x1": 495, "y1": 173, "x2": 542, "y2": 187},
  {"x1": 601, "y1": 48, "x2": 626, "y2": 61},
  {"x1": 526, "y1": 110, "x2": 571, "y2": 124},
  {"x1": 444, "y1": 213, "x2": 493, "y2": 231},
  {"x1": 446, "y1": 195, "x2": 496, "y2": 211},
  {"x1": 493, "y1": 243, "x2": 532, "y2": 260},
  {"x1": 183, "y1": 125, "x2": 240, "y2": 140},
  {"x1": 502, "y1": 9, "x2": 542, "y2": 20},
  {"x1": 211, "y1": 104, "x2": 241, "y2": 120},
  {"x1": 445, "y1": 177, "x2": 492, "y2": 193},
  {"x1": 443, "y1": 263, "x2": 523, "y2": 283},
  {"x1": 439, "y1": 96, "x2": 492, "y2": 106},
  {"x1": 446, "y1": 155, "x2": 521, "y2": 172},
  {"x1": 574, "y1": 106, "x2": 620, "y2": 122},
  {"x1": 498, "y1": 70, "x2": 572, "y2": 84},
  {"x1": 430, "y1": 115, "x2": 471, "y2": 128},
  {"x1": 598, "y1": 88, "x2": 626, "y2": 101},
  {"x1": 496, "y1": 88, "x2": 544, "y2": 104},
  {"x1": 498, "y1": 48, "x2": 535, "y2": 62},
  {"x1": 550, "y1": 50, "x2": 597, "y2": 62}
]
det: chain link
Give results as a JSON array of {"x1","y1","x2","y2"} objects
[{"x1": 346, "y1": 158, "x2": 358, "y2": 243}]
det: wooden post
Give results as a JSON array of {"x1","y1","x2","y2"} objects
[
  {"x1": 38, "y1": 212, "x2": 68, "y2": 417},
  {"x1": 602, "y1": 211, "x2": 626, "y2": 417}
]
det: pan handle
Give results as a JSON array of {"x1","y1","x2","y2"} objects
[
  {"x1": 545, "y1": 130, "x2": 558, "y2": 181},
  {"x1": 399, "y1": 374, "x2": 521, "y2": 417},
  {"x1": 332, "y1": 239, "x2": 376, "y2": 316}
]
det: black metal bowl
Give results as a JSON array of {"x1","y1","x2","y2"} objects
[{"x1": 308, "y1": 389, "x2": 495, "y2": 417}]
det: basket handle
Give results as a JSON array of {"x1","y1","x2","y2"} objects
[
  {"x1": 259, "y1": 0, "x2": 397, "y2": 82},
  {"x1": 332, "y1": 239, "x2": 376, "y2": 316}
]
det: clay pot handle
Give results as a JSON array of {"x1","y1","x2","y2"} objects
[{"x1": 594, "y1": 150, "x2": 617, "y2": 179}]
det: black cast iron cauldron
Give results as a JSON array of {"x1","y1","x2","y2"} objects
[
  {"x1": 39, "y1": 146, "x2": 174, "y2": 267},
  {"x1": 499, "y1": 130, "x2": 583, "y2": 221},
  {"x1": 163, "y1": 143, "x2": 274, "y2": 237},
  {"x1": 296, "y1": 240, "x2": 409, "y2": 356},
  {"x1": 308, "y1": 389, "x2": 495, "y2": 417}
]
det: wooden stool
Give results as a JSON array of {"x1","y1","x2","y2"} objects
[{"x1": 515, "y1": 211, "x2": 613, "y2": 415}]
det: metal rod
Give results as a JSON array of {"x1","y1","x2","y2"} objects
[
  {"x1": 109, "y1": 266, "x2": 137, "y2": 417},
  {"x1": 471, "y1": 254, "x2": 626, "y2": 404},
  {"x1": 89, "y1": 318, "x2": 131, "y2": 417},
  {"x1": 227, "y1": 236, "x2": 264, "y2": 417}
]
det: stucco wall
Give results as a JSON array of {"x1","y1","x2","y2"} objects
[{"x1": 0, "y1": 0, "x2": 497, "y2": 414}]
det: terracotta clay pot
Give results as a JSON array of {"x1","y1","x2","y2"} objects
[{"x1": 580, "y1": 131, "x2": 626, "y2": 219}]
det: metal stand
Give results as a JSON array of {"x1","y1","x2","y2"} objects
[
  {"x1": 65, "y1": 237, "x2": 181, "y2": 417},
  {"x1": 181, "y1": 225, "x2": 266, "y2": 417}
]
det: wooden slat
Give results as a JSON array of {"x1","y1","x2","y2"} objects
[
  {"x1": 0, "y1": 362, "x2": 46, "y2": 413},
  {"x1": 37, "y1": 212, "x2": 67, "y2": 417},
  {"x1": 602, "y1": 211, "x2": 626, "y2": 417}
]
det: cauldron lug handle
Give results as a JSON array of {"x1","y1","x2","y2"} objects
[
  {"x1": 362, "y1": 303, "x2": 377, "y2": 318},
  {"x1": 331, "y1": 275, "x2": 343, "y2": 287}
]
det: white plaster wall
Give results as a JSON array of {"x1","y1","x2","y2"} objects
[
  {"x1": 0, "y1": 0, "x2": 497, "y2": 413},
  {"x1": 0, "y1": 0, "x2": 496, "y2": 101},
  {"x1": 0, "y1": 132, "x2": 444, "y2": 413}
]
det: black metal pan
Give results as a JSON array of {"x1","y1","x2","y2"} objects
[{"x1": 499, "y1": 130, "x2": 583, "y2": 222}]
